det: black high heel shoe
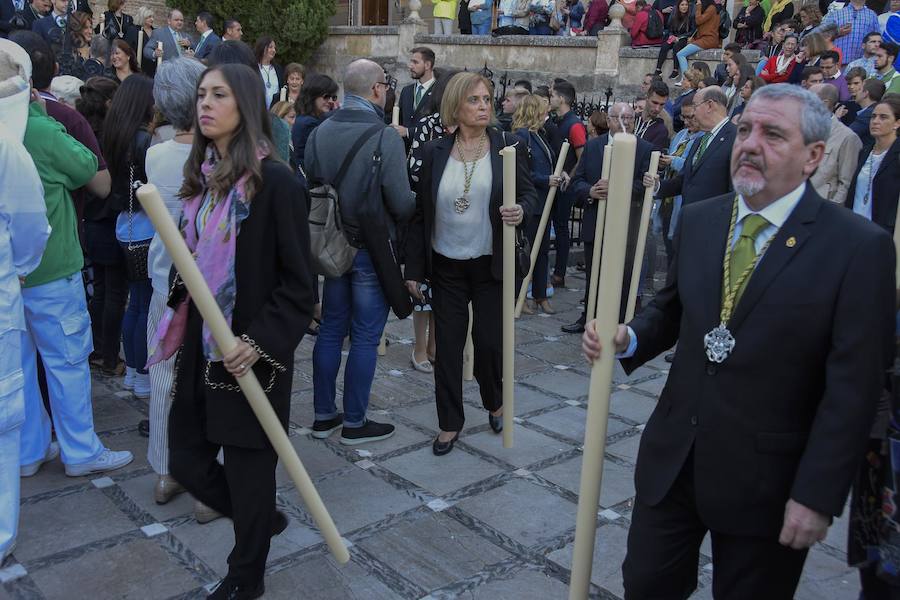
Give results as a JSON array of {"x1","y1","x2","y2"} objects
[
  {"x1": 489, "y1": 413, "x2": 503, "y2": 434},
  {"x1": 432, "y1": 432, "x2": 460, "y2": 456}
]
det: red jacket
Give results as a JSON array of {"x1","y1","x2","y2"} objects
[
  {"x1": 630, "y1": 6, "x2": 664, "y2": 46},
  {"x1": 760, "y1": 54, "x2": 797, "y2": 83},
  {"x1": 583, "y1": 0, "x2": 609, "y2": 34}
]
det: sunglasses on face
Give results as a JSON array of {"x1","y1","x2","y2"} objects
[{"x1": 322, "y1": 94, "x2": 338, "y2": 101}]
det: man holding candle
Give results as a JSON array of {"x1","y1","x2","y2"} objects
[
  {"x1": 142, "y1": 8, "x2": 191, "y2": 64},
  {"x1": 581, "y1": 83, "x2": 894, "y2": 598}
]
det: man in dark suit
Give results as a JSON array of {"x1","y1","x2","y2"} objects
[
  {"x1": 142, "y1": 8, "x2": 191, "y2": 64},
  {"x1": 391, "y1": 46, "x2": 435, "y2": 146},
  {"x1": 647, "y1": 85, "x2": 736, "y2": 207},
  {"x1": 849, "y1": 77, "x2": 885, "y2": 147},
  {"x1": 0, "y1": 0, "x2": 45, "y2": 35},
  {"x1": 562, "y1": 102, "x2": 653, "y2": 334},
  {"x1": 582, "y1": 83, "x2": 895, "y2": 598},
  {"x1": 30, "y1": 0, "x2": 66, "y2": 45},
  {"x1": 192, "y1": 11, "x2": 219, "y2": 62}
]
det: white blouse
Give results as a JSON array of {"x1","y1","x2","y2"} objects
[{"x1": 432, "y1": 153, "x2": 493, "y2": 260}]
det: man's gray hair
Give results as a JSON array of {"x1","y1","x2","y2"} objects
[
  {"x1": 343, "y1": 59, "x2": 384, "y2": 99},
  {"x1": 697, "y1": 85, "x2": 728, "y2": 109},
  {"x1": 153, "y1": 57, "x2": 205, "y2": 130},
  {"x1": 746, "y1": 83, "x2": 832, "y2": 144},
  {"x1": 167, "y1": 8, "x2": 183, "y2": 19}
]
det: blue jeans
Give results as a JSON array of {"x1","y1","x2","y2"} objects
[
  {"x1": 312, "y1": 250, "x2": 389, "y2": 428},
  {"x1": 676, "y1": 43, "x2": 702, "y2": 74},
  {"x1": 122, "y1": 278, "x2": 151, "y2": 373},
  {"x1": 20, "y1": 273, "x2": 103, "y2": 466},
  {"x1": 472, "y1": 19, "x2": 491, "y2": 34},
  {"x1": 498, "y1": 15, "x2": 514, "y2": 26}
]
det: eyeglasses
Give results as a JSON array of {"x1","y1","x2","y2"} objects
[{"x1": 373, "y1": 81, "x2": 389, "y2": 90}]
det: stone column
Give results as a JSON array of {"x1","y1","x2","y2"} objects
[
  {"x1": 398, "y1": 18, "x2": 427, "y2": 66},
  {"x1": 594, "y1": 4, "x2": 630, "y2": 76}
]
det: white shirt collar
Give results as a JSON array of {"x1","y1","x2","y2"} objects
[
  {"x1": 200, "y1": 29, "x2": 212, "y2": 39},
  {"x1": 708, "y1": 116, "x2": 729, "y2": 138},
  {"x1": 737, "y1": 181, "x2": 806, "y2": 229},
  {"x1": 418, "y1": 77, "x2": 436, "y2": 91}
]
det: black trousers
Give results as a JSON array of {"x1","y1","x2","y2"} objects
[
  {"x1": 431, "y1": 253, "x2": 502, "y2": 432},
  {"x1": 525, "y1": 212, "x2": 552, "y2": 301},
  {"x1": 168, "y1": 351, "x2": 279, "y2": 586},
  {"x1": 622, "y1": 452, "x2": 808, "y2": 600},
  {"x1": 552, "y1": 190, "x2": 574, "y2": 278},
  {"x1": 89, "y1": 261, "x2": 127, "y2": 369},
  {"x1": 656, "y1": 37, "x2": 689, "y2": 72}
]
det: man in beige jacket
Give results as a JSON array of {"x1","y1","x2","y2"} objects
[{"x1": 809, "y1": 83, "x2": 862, "y2": 204}]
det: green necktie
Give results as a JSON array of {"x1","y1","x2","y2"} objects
[
  {"x1": 692, "y1": 132, "x2": 712, "y2": 165},
  {"x1": 729, "y1": 214, "x2": 770, "y2": 306},
  {"x1": 414, "y1": 84, "x2": 423, "y2": 110}
]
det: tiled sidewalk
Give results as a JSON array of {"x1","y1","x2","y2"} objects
[{"x1": 0, "y1": 269, "x2": 858, "y2": 599}]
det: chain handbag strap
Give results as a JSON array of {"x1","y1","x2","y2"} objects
[{"x1": 127, "y1": 163, "x2": 137, "y2": 250}]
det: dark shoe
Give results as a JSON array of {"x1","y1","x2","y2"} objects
[
  {"x1": 271, "y1": 510, "x2": 288, "y2": 537},
  {"x1": 207, "y1": 577, "x2": 264, "y2": 600},
  {"x1": 138, "y1": 419, "x2": 150, "y2": 438},
  {"x1": 311, "y1": 414, "x2": 343, "y2": 439},
  {"x1": 654, "y1": 68, "x2": 662, "y2": 76},
  {"x1": 339, "y1": 419, "x2": 395, "y2": 446},
  {"x1": 100, "y1": 360, "x2": 126, "y2": 377},
  {"x1": 664, "y1": 352, "x2": 675, "y2": 363},
  {"x1": 550, "y1": 274, "x2": 566, "y2": 288},
  {"x1": 432, "y1": 432, "x2": 460, "y2": 456},
  {"x1": 489, "y1": 413, "x2": 503, "y2": 434},
  {"x1": 669, "y1": 69, "x2": 680, "y2": 80},
  {"x1": 561, "y1": 319, "x2": 586, "y2": 334}
]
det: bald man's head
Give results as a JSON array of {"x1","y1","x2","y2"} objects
[
  {"x1": 810, "y1": 82, "x2": 838, "y2": 111},
  {"x1": 343, "y1": 59, "x2": 386, "y2": 104},
  {"x1": 608, "y1": 102, "x2": 635, "y2": 134}
]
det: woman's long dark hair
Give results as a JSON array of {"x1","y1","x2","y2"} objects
[
  {"x1": 253, "y1": 36, "x2": 274, "y2": 64},
  {"x1": 101, "y1": 74, "x2": 154, "y2": 180},
  {"x1": 111, "y1": 38, "x2": 139, "y2": 74},
  {"x1": 180, "y1": 64, "x2": 274, "y2": 202},
  {"x1": 670, "y1": 0, "x2": 692, "y2": 31},
  {"x1": 699, "y1": 0, "x2": 716, "y2": 15},
  {"x1": 76, "y1": 76, "x2": 119, "y2": 137},
  {"x1": 295, "y1": 73, "x2": 338, "y2": 117}
]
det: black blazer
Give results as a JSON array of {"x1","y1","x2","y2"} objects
[
  {"x1": 658, "y1": 120, "x2": 736, "y2": 205},
  {"x1": 621, "y1": 185, "x2": 895, "y2": 537},
  {"x1": 844, "y1": 137, "x2": 900, "y2": 234},
  {"x1": 399, "y1": 81, "x2": 435, "y2": 130},
  {"x1": 571, "y1": 133, "x2": 654, "y2": 243},
  {"x1": 173, "y1": 159, "x2": 314, "y2": 448},
  {"x1": 193, "y1": 31, "x2": 220, "y2": 61},
  {"x1": 405, "y1": 127, "x2": 539, "y2": 282}
]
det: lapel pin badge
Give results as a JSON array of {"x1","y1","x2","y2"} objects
[{"x1": 786, "y1": 236, "x2": 796, "y2": 248}]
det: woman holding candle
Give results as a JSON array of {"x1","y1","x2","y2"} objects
[
  {"x1": 128, "y1": 6, "x2": 155, "y2": 77},
  {"x1": 404, "y1": 72, "x2": 537, "y2": 455},
  {"x1": 160, "y1": 63, "x2": 314, "y2": 599}
]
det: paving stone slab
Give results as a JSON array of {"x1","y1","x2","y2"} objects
[
  {"x1": 519, "y1": 341, "x2": 586, "y2": 368},
  {"x1": 456, "y1": 478, "x2": 577, "y2": 547},
  {"x1": 462, "y1": 426, "x2": 575, "y2": 468},
  {"x1": 399, "y1": 401, "x2": 488, "y2": 433},
  {"x1": 117, "y1": 473, "x2": 195, "y2": 522},
  {"x1": 284, "y1": 467, "x2": 421, "y2": 533},
  {"x1": 380, "y1": 446, "x2": 504, "y2": 497},
  {"x1": 28, "y1": 537, "x2": 197, "y2": 599},
  {"x1": 275, "y1": 436, "x2": 354, "y2": 485},
  {"x1": 465, "y1": 568, "x2": 570, "y2": 599},
  {"x1": 607, "y1": 433, "x2": 643, "y2": 464},
  {"x1": 630, "y1": 375, "x2": 667, "y2": 397},
  {"x1": 357, "y1": 510, "x2": 511, "y2": 592},
  {"x1": 90, "y1": 393, "x2": 146, "y2": 434},
  {"x1": 264, "y1": 552, "x2": 402, "y2": 599},
  {"x1": 609, "y1": 390, "x2": 658, "y2": 424},
  {"x1": 547, "y1": 521, "x2": 630, "y2": 595},
  {"x1": 522, "y1": 368, "x2": 591, "y2": 400},
  {"x1": 16, "y1": 489, "x2": 137, "y2": 562},
  {"x1": 505, "y1": 384, "x2": 567, "y2": 416},
  {"x1": 526, "y1": 405, "x2": 588, "y2": 443},
  {"x1": 537, "y1": 456, "x2": 636, "y2": 508},
  {"x1": 19, "y1": 459, "x2": 80, "y2": 498},
  {"x1": 340, "y1": 422, "x2": 431, "y2": 458}
]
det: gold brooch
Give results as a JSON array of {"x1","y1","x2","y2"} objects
[{"x1": 786, "y1": 237, "x2": 796, "y2": 248}]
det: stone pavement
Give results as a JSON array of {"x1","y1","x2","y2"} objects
[{"x1": 0, "y1": 267, "x2": 860, "y2": 600}]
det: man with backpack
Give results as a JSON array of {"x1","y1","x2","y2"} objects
[
  {"x1": 305, "y1": 59, "x2": 415, "y2": 446},
  {"x1": 630, "y1": 0, "x2": 665, "y2": 47}
]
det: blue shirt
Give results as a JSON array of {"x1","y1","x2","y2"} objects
[{"x1": 818, "y1": 4, "x2": 880, "y2": 64}]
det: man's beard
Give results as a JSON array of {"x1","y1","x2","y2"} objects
[{"x1": 732, "y1": 155, "x2": 766, "y2": 197}]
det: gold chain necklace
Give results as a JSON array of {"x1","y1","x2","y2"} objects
[
  {"x1": 453, "y1": 132, "x2": 486, "y2": 214},
  {"x1": 704, "y1": 197, "x2": 778, "y2": 363}
]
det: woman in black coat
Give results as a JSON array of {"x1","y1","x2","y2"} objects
[
  {"x1": 733, "y1": 0, "x2": 764, "y2": 47},
  {"x1": 845, "y1": 97, "x2": 900, "y2": 233},
  {"x1": 162, "y1": 64, "x2": 313, "y2": 599},
  {"x1": 404, "y1": 72, "x2": 538, "y2": 456}
]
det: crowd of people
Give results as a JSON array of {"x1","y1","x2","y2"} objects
[{"x1": 1, "y1": 0, "x2": 900, "y2": 598}]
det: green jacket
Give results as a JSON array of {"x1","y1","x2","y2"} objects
[{"x1": 22, "y1": 102, "x2": 97, "y2": 287}]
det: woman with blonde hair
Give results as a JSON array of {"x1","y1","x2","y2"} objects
[
  {"x1": 404, "y1": 72, "x2": 538, "y2": 455},
  {"x1": 270, "y1": 100, "x2": 296, "y2": 130},
  {"x1": 512, "y1": 94, "x2": 557, "y2": 314},
  {"x1": 128, "y1": 5, "x2": 156, "y2": 76}
]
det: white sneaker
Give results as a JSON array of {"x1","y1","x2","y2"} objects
[
  {"x1": 65, "y1": 448, "x2": 134, "y2": 477},
  {"x1": 123, "y1": 367, "x2": 136, "y2": 390},
  {"x1": 132, "y1": 373, "x2": 150, "y2": 399},
  {"x1": 20, "y1": 441, "x2": 60, "y2": 477}
]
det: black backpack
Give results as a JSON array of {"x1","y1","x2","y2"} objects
[
  {"x1": 717, "y1": 5, "x2": 731, "y2": 39},
  {"x1": 646, "y1": 8, "x2": 664, "y2": 39}
]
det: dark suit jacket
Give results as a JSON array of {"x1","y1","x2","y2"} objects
[
  {"x1": 31, "y1": 12, "x2": 60, "y2": 44},
  {"x1": 658, "y1": 120, "x2": 736, "y2": 205},
  {"x1": 193, "y1": 30, "x2": 220, "y2": 61},
  {"x1": 571, "y1": 133, "x2": 654, "y2": 243},
  {"x1": 172, "y1": 159, "x2": 314, "y2": 448},
  {"x1": 399, "y1": 81, "x2": 435, "y2": 130},
  {"x1": 621, "y1": 185, "x2": 895, "y2": 537},
  {"x1": 850, "y1": 105, "x2": 875, "y2": 148},
  {"x1": 844, "y1": 137, "x2": 900, "y2": 233},
  {"x1": 405, "y1": 127, "x2": 539, "y2": 282}
]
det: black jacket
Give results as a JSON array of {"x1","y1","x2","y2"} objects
[
  {"x1": 658, "y1": 120, "x2": 736, "y2": 205},
  {"x1": 405, "y1": 127, "x2": 539, "y2": 282},
  {"x1": 172, "y1": 158, "x2": 314, "y2": 448},
  {"x1": 844, "y1": 137, "x2": 900, "y2": 233},
  {"x1": 622, "y1": 185, "x2": 895, "y2": 536}
]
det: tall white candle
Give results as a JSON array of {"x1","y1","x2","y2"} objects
[{"x1": 500, "y1": 145, "x2": 517, "y2": 449}]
